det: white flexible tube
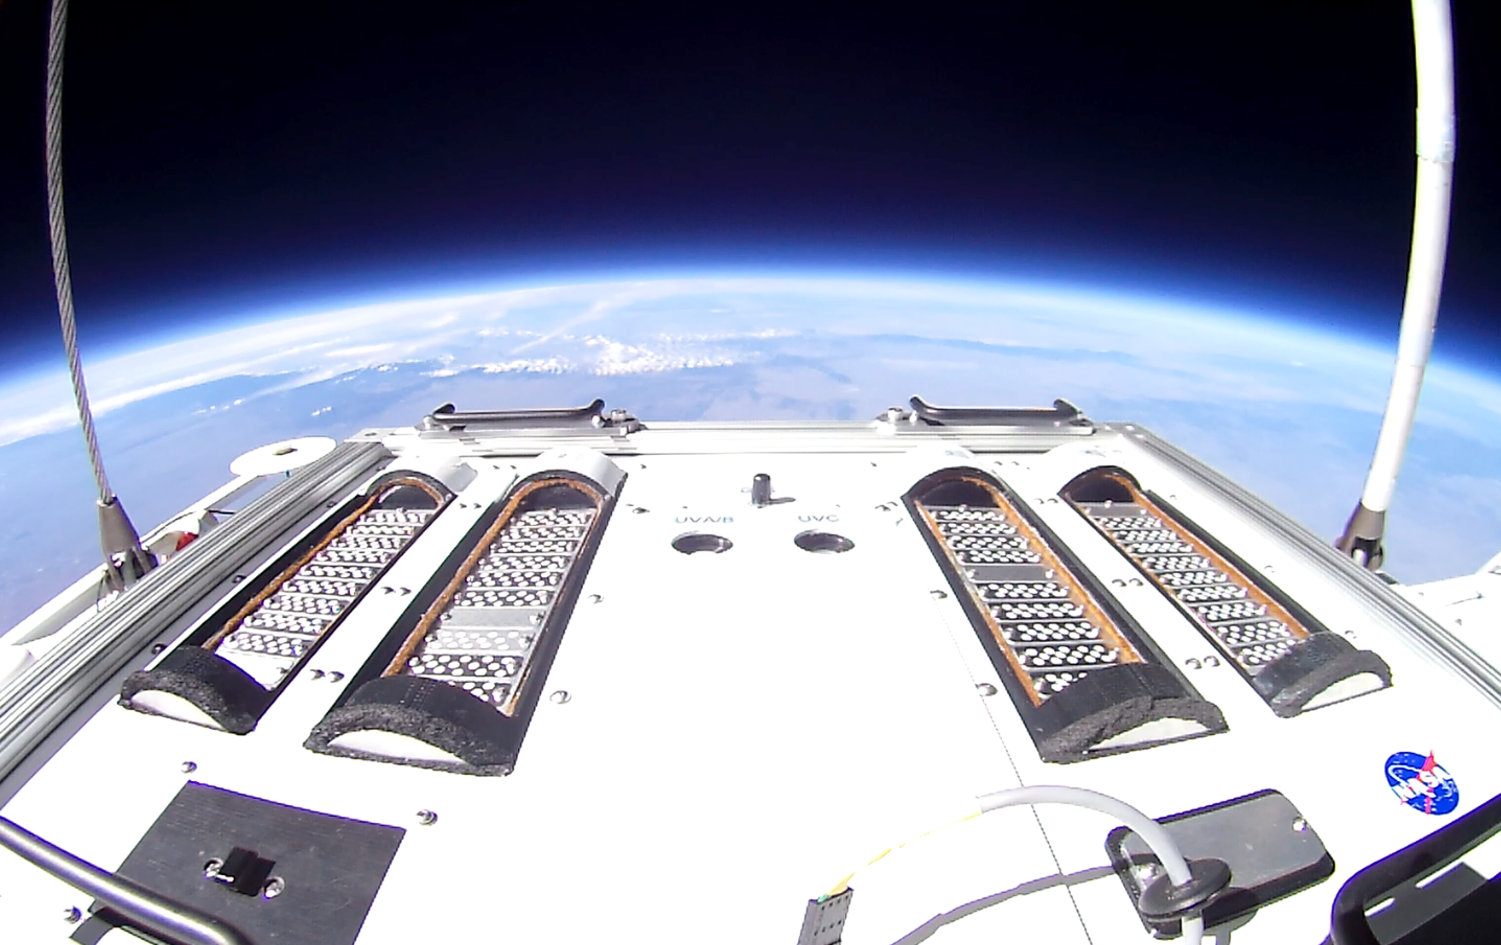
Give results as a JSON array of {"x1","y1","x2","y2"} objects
[
  {"x1": 977, "y1": 785, "x2": 1206, "y2": 945},
  {"x1": 1357, "y1": 0, "x2": 1455, "y2": 516}
]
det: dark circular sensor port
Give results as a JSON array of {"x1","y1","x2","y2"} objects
[
  {"x1": 672, "y1": 533, "x2": 734, "y2": 555},
  {"x1": 794, "y1": 530, "x2": 855, "y2": 554}
]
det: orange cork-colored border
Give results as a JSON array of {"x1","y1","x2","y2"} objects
[
  {"x1": 1064, "y1": 469, "x2": 1310, "y2": 644},
  {"x1": 915, "y1": 474, "x2": 1143, "y2": 706},
  {"x1": 204, "y1": 475, "x2": 447, "y2": 652},
  {"x1": 381, "y1": 476, "x2": 605, "y2": 717}
]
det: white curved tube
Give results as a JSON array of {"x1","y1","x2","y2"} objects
[
  {"x1": 977, "y1": 785, "x2": 1205, "y2": 945},
  {"x1": 1358, "y1": 0, "x2": 1455, "y2": 516}
]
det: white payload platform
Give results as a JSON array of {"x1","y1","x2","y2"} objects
[{"x1": 1, "y1": 398, "x2": 1499, "y2": 945}]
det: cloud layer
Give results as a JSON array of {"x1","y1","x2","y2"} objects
[
  {"x1": 5, "y1": 275, "x2": 1501, "y2": 599},
  {"x1": 5, "y1": 276, "x2": 1466, "y2": 447}
]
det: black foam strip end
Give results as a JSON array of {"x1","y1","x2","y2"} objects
[
  {"x1": 1251, "y1": 632, "x2": 1393, "y2": 718},
  {"x1": 304, "y1": 675, "x2": 520, "y2": 776},
  {"x1": 119, "y1": 646, "x2": 271, "y2": 734},
  {"x1": 1033, "y1": 663, "x2": 1227, "y2": 763}
]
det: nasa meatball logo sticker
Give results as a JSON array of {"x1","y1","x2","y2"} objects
[{"x1": 1385, "y1": 751, "x2": 1459, "y2": 816}]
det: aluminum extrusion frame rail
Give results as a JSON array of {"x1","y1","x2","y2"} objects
[
  {"x1": 1125, "y1": 425, "x2": 1501, "y2": 711},
  {"x1": 119, "y1": 469, "x2": 453, "y2": 734},
  {"x1": 0, "y1": 440, "x2": 392, "y2": 786}
]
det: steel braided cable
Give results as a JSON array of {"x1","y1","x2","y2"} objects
[{"x1": 46, "y1": 0, "x2": 113, "y2": 506}]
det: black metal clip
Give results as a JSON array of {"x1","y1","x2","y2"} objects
[{"x1": 206, "y1": 847, "x2": 276, "y2": 897}]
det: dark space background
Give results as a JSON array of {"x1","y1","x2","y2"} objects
[{"x1": 0, "y1": 1, "x2": 1497, "y2": 375}]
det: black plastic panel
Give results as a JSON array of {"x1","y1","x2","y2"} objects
[
  {"x1": 101, "y1": 782, "x2": 403, "y2": 945},
  {"x1": 1107, "y1": 789, "x2": 1334, "y2": 937}
]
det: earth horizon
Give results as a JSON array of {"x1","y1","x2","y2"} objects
[{"x1": 3, "y1": 274, "x2": 1499, "y2": 630}]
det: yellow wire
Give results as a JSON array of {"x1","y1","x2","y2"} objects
[{"x1": 824, "y1": 808, "x2": 984, "y2": 898}]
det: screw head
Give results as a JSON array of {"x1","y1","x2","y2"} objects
[
  {"x1": 262, "y1": 876, "x2": 285, "y2": 899},
  {"x1": 203, "y1": 858, "x2": 223, "y2": 878},
  {"x1": 180, "y1": 761, "x2": 197, "y2": 774},
  {"x1": 975, "y1": 683, "x2": 998, "y2": 697},
  {"x1": 150, "y1": 643, "x2": 167, "y2": 654},
  {"x1": 416, "y1": 809, "x2": 438, "y2": 826},
  {"x1": 1292, "y1": 817, "x2": 1308, "y2": 833},
  {"x1": 550, "y1": 690, "x2": 571, "y2": 704}
]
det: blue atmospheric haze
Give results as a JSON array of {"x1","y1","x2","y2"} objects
[{"x1": 1, "y1": 273, "x2": 1499, "y2": 631}]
